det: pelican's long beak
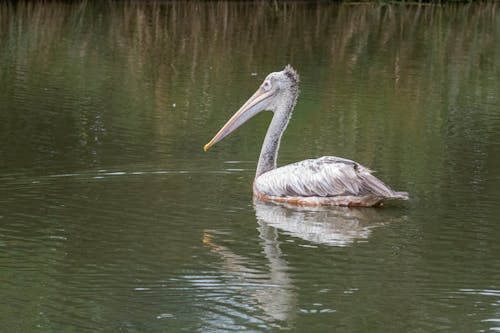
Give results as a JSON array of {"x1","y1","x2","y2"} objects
[{"x1": 204, "y1": 87, "x2": 274, "y2": 151}]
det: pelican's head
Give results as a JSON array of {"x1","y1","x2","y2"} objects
[{"x1": 204, "y1": 65, "x2": 299, "y2": 151}]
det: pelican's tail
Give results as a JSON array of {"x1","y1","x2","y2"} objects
[
  {"x1": 358, "y1": 170, "x2": 409, "y2": 202},
  {"x1": 391, "y1": 191, "x2": 409, "y2": 200}
]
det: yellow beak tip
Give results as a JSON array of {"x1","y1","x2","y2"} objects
[{"x1": 203, "y1": 144, "x2": 210, "y2": 151}]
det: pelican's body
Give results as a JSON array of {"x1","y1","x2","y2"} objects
[{"x1": 204, "y1": 65, "x2": 408, "y2": 207}]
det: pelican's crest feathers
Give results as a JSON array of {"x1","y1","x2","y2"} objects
[{"x1": 284, "y1": 64, "x2": 299, "y2": 88}]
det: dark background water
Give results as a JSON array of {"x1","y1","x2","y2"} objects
[{"x1": 0, "y1": 2, "x2": 499, "y2": 332}]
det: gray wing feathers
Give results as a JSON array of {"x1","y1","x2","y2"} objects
[{"x1": 255, "y1": 156, "x2": 403, "y2": 199}]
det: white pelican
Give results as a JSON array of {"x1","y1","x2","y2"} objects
[{"x1": 204, "y1": 65, "x2": 409, "y2": 207}]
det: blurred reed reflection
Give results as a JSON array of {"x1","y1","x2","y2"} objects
[{"x1": 1, "y1": 1, "x2": 498, "y2": 182}]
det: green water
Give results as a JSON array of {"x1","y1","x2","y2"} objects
[{"x1": 1, "y1": 2, "x2": 499, "y2": 332}]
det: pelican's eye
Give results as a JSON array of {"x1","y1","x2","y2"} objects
[{"x1": 262, "y1": 80, "x2": 272, "y2": 92}]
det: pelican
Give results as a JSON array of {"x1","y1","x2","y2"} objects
[{"x1": 204, "y1": 65, "x2": 408, "y2": 207}]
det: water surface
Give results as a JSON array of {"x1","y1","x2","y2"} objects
[{"x1": 1, "y1": 2, "x2": 499, "y2": 332}]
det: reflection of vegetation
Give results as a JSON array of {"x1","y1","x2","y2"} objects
[{"x1": 0, "y1": 2, "x2": 498, "y2": 206}]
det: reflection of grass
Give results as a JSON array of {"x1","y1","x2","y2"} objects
[
  {"x1": 2, "y1": 2, "x2": 497, "y2": 100},
  {"x1": 3, "y1": 2, "x2": 497, "y2": 83},
  {"x1": 0, "y1": 2, "x2": 498, "y2": 186}
]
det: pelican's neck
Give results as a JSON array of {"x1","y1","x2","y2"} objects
[{"x1": 255, "y1": 90, "x2": 298, "y2": 178}]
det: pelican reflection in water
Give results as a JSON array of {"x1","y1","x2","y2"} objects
[
  {"x1": 253, "y1": 200, "x2": 400, "y2": 246},
  {"x1": 204, "y1": 65, "x2": 408, "y2": 207},
  {"x1": 200, "y1": 203, "x2": 402, "y2": 326},
  {"x1": 202, "y1": 223, "x2": 296, "y2": 324}
]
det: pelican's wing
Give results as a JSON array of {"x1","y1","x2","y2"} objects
[{"x1": 255, "y1": 156, "x2": 403, "y2": 198}]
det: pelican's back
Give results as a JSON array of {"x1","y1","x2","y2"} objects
[{"x1": 254, "y1": 156, "x2": 408, "y2": 207}]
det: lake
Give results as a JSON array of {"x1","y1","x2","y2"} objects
[{"x1": 0, "y1": 2, "x2": 499, "y2": 332}]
